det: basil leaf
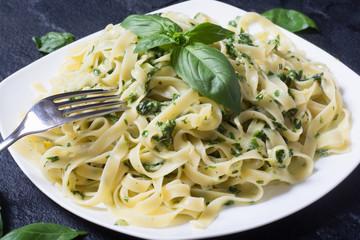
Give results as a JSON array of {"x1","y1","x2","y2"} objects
[
  {"x1": 171, "y1": 42, "x2": 241, "y2": 114},
  {"x1": 134, "y1": 34, "x2": 175, "y2": 53},
  {"x1": 32, "y1": 32, "x2": 75, "y2": 54},
  {"x1": 120, "y1": 14, "x2": 182, "y2": 38},
  {"x1": 0, "y1": 206, "x2": 3, "y2": 237},
  {"x1": 1, "y1": 222, "x2": 87, "y2": 240},
  {"x1": 261, "y1": 8, "x2": 319, "y2": 33},
  {"x1": 184, "y1": 22, "x2": 234, "y2": 44}
]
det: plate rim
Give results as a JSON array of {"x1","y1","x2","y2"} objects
[{"x1": 1, "y1": 0, "x2": 360, "y2": 239}]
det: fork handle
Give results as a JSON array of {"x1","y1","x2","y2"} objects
[
  {"x1": 0, "y1": 124, "x2": 26, "y2": 153},
  {"x1": 0, "y1": 136, "x2": 19, "y2": 153}
]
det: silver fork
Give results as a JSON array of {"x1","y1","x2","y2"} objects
[{"x1": 0, "y1": 89, "x2": 129, "y2": 153}]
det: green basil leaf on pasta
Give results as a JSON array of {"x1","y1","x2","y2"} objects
[
  {"x1": 120, "y1": 14, "x2": 182, "y2": 38},
  {"x1": 1, "y1": 222, "x2": 87, "y2": 240},
  {"x1": 184, "y1": 22, "x2": 234, "y2": 44},
  {"x1": 171, "y1": 42, "x2": 241, "y2": 114},
  {"x1": 32, "y1": 32, "x2": 75, "y2": 54},
  {"x1": 261, "y1": 8, "x2": 319, "y2": 32},
  {"x1": 134, "y1": 34, "x2": 175, "y2": 53}
]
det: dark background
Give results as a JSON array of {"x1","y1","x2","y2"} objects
[{"x1": 1, "y1": 0, "x2": 360, "y2": 239}]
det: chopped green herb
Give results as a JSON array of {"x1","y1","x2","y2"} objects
[
  {"x1": 256, "y1": 93, "x2": 264, "y2": 101},
  {"x1": 142, "y1": 161, "x2": 165, "y2": 172},
  {"x1": 240, "y1": 51, "x2": 251, "y2": 60},
  {"x1": 230, "y1": 148, "x2": 242, "y2": 157},
  {"x1": 286, "y1": 108, "x2": 298, "y2": 119},
  {"x1": 229, "y1": 186, "x2": 240, "y2": 193},
  {"x1": 68, "y1": 95, "x2": 86, "y2": 101},
  {"x1": 248, "y1": 138, "x2": 259, "y2": 150},
  {"x1": 93, "y1": 68, "x2": 101, "y2": 76},
  {"x1": 253, "y1": 130, "x2": 268, "y2": 142},
  {"x1": 136, "y1": 100, "x2": 162, "y2": 115},
  {"x1": 145, "y1": 67, "x2": 160, "y2": 91},
  {"x1": 274, "y1": 90, "x2": 280, "y2": 97},
  {"x1": 311, "y1": 72, "x2": 324, "y2": 83},
  {"x1": 316, "y1": 149, "x2": 329, "y2": 156},
  {"x1": 217, "y1": 124, "x2": 227, "y2": 134},
  {"x1": 47, "y1": 156, "x2": 59, "y2": 162},
  {"x1": 128, "y1": 92, "x2": 138, "y2": 104},
  {"x1": 267, "y1": 34, "x2": 280, "y2": 49},
  {"x1": 104, "y1": 114, "x2": 119, "y2": 121},
  {"x1": 288, "y1": 89, "x2": 295, "y2": 100},
  {"x1": 142, "y1": 130, "x2": 148, "y2": 137},
  {"x1": 70, "y1": 190, "x2": 85, "y2": 199},
  {"x1": 238, "y1": 31, "x2": 255, "y2": 46},
  {"x1": 232, "y1": 143, "x2": 243, "y2": 152},
  {"x1": 115, "y1": 219, "x2": 129, "y2": 226},
  {"x1": 289, "y1": 148, "x2": 294, "y2": 157},
  {"x1": 211, "y1": 137, "x2": 226, "y2": 144},
  {"x1": 65, "y1": 163, "x2": 71, "y2": 171},
  {"x1": 88, "y1": 45, "x2": 95, "y2": 55},
  {"x1": 273, "y1": 121, "x2": 287, "y2": 131},
  {"x1": 152, "y1": 119, "x2": 176, "y2": 148},
  {"x1": 292, "y1": 119, "x2": 302, "y2": 131},
  {"x1": 172, "y1": 93, "x2": 180, "y2": 101},
  {"x1": 225, "y1": 35, "x2": 237, "y2": 59},
  {"x1": 256, "y1": 180, "x2": 264, "y2": 184},
  {"x1": 224, "y1": 200, "x2": 235, "y2": 206},
  {"x1": 228, "y1": 20, "x2": 237, "y2": 27},
  {"x1": 275, "y1": 149, "x2": 286, "y2": 164}
]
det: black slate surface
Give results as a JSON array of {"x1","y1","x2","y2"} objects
[{"x1": 1, "y1": 0, "x2": 360, "y2": 239}]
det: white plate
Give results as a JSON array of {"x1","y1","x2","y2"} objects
[{"x1": 1, "y1": 0, "x2": 360, "y2": 239}]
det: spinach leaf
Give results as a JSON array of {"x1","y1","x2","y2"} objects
[
  {"x1": 261, "y1": 8, "x2": 319, "y2": 33},
  {"x1": 171, "y1": 42, "x2": 241, "y2": 114},
  {"x1": 120, "y1": 14, "x2": 182, "y2": 38},
  {"x1": 0, "y1": 206, "x2": 3, "y2": 237},
  {"x1": 184, "y1": 22, "x2": 234, "y2": 44},
  {"x1": 1, "y1": 222, "x2": 87, "y2": 240},
  {"x1": 32, "y1": 32, "x2": 75, "y2": 54},
  {"x1": 134, "y1": 34, "x2": 175, "y2": 53}
]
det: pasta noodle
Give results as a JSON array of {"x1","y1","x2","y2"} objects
[{"x1": 21, "y1": 11, "x2": 350, "y2": 228}]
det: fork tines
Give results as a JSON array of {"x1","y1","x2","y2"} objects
[{"x1": 48, "y1": 89, "x2": 128, "y2": 118}]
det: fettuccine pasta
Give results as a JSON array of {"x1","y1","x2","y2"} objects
[{"x1": 21, "y1": 11, "x2": 350, "y2": 228}]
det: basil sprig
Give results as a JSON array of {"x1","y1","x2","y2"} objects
[
  {"x1": 261, "y1": 8, "x2": 319, "y2": 33},
  {"x1": 121, "y1": 14, "x2": 242, "y2": 114},
  {"x1": 0, "y1": 204, "x2": 86, "y2": 239},
  {"x1": 33, "y1": 32, "x2": 75, "y2": 54},
  {"x1": 1, "y1": 222, "x2": 87, "y2": 240}
]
